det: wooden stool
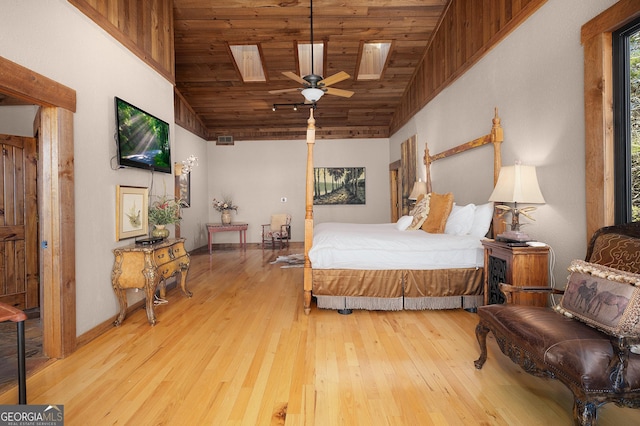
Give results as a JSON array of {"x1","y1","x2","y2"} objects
[{"x1": 0, "y1": 302, "x2": 27, "y2": 404}]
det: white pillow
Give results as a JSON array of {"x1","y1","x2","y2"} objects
[
  {"x1": 396, "y1": 215, "x2": 414, "y2": 231},
  {"x1": 469, "y1": 202, "x2": 494, "y2": 237},
  {"x1": 445, "y1": 204, "x2": 476, "y2": 235}
]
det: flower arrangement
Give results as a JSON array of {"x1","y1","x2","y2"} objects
[
  {"x1": 212, "y1": 197, "x2": 238, "y2": 213},
  {"x1": 148, "y1": 195, "x2": 182, "y2": 225}
]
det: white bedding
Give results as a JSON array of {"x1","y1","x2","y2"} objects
[{"x1": 308, "y1": 222, "x2": 484, "y2": 270}]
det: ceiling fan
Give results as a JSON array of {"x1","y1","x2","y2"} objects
[{"x1": 269, "y1": 0, "x2": 354, "y2": 103}]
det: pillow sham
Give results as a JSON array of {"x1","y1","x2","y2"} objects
[
  {"x1": 421, "y1": 192, "x2": 454, "y2": 233},
  {"x1": 555, "y1": 259, "x2": 640, "y2": 339},
  {"x1": 468, "y1": 202, "x2": 494, "y2": 237},
  {"x1": 396, "y1": 215, "x2": 414, "y2": 231},
  {"x1": 406, "y1": 194, "x2": 430, "y2": 230},
  {"x1": 445, "y1": 203, "x2": 476, "y2": 236}
]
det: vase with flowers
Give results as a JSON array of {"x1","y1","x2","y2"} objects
[
  {"x1": 148, "y1": 194, "x2": 182, "y2": 239},
  {"x1": 213, "y1": 197, "x2": 238, "y2": 224}
]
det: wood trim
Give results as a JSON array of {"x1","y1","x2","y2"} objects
[
  {"x1": 0, "y1": 55, "x2": 76, "y2": 112},
  {"x1": 174, "y1": 88, "x2": 208, "y2": 140},
  {"x1": 38, "y1": 107, "x2": 76, "y2": 358},
  {"x1": 389, "y1": 0, "x2": 548, "y2": 135},
  {"x1": 0, "y1": 54, "x2": 77, "y2": 358},
  {"x1": 67, "y1": 0, "x2": 175, "y2": 84},
  {"x1": 582, "y1": 1, "x2": 640, "y2": 240}
]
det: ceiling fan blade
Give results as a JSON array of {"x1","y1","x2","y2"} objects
[
  {"x1": 325, "y1": 87, "x2": 354, "y2": 98},
  {"x1": 268, "y1": 88, "x2": 300, "y2": 95},
  {"x1": 282, "y1": 71, "x2": 307, "y2": 85},
  {"x1": 319, "y1": 71, "x2": 351, "y2": 87}
]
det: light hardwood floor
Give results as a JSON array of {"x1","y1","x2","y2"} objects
[{"x1": 1, "y1": 246, "x2": 639, "y2": 425}]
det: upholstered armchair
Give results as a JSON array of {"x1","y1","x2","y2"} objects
[{"x1": 261, "y1": 214, "x2": 291, "y2": 249}]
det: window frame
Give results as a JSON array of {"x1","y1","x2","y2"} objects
[{"x1": 582, "y1": 0, "x2": 640, "y2": 241}]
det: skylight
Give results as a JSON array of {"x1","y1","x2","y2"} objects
[
  {"x1": 297, "y1": 42, "x2": 324, "y2": 77},
  {"x1": 357, "y1": 42, "x2": 392, "y2": 80},
  {"x1": 230, "y1": 44, "x2": 266, "y2": 82}
]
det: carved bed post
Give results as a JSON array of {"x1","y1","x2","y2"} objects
[
  {"x1": 424, "y1": 144, "x2": 432, "y2": 193},
  {"x1": 490, "y1": 107, "x2": 503, "y2": 186},
  {"x1": 303, "y1": 107, "x2": 316, "y2": 315}
]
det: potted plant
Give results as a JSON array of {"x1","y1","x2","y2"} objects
[
  {"x1": 148, "y1": 195, "x2": 182, "y2": 239},
  {"x1": 212, "y1": 197, "x2": 238, "y2": 224}
]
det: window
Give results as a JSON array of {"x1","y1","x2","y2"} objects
[
  {"x1": 229, "y1": 44, "x2": 266, "y2": 82},
  {"x1": 613, "y1": 18, "x2": 640, "y2": 223},
  {"x1": 582, "y1": 2, "x2": 640, "y2": 239}
]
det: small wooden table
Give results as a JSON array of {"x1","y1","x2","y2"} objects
[{"x1": 206, "y1": 223, "x2": 248, "y2": 253}]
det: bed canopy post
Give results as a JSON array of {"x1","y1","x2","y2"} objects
[
  {"x1": 303, "y1": 107, "x2": 316, "y2": 315},
  {"x1": 424, "y1": 145, "x2": 433, "y2": 193},
  {"x1": 490, "y1": 107, "x2": 503, "y2": 186}
]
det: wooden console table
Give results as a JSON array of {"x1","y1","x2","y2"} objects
[
  {"x1": 111, "y1": 238, "x2": 191, "y2": 326},
  {"x1": 206, "y1": 223, "x2": 248, "y2": 253}
]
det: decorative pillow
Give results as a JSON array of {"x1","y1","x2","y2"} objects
[
  {"x1": 588, "y1": 233, "x2": 640, "y2": 274},
  {"x1": 468, "y1": 202, "x2": 494, "y2": 237},
  {"x1": 396, "y1": 215, "x2": 414, "y2": 231},
  {"x1": 421, "y1": 192, "x2": 454, "y2": 233},
  {"x1": 445, "y1": 203, "x2": 476, "y2": 236},
  {"x1": 555, "y1": 259, "x2": 640, "y2": 338},
  {"x1": 406, "y1": 194, "x2": 430, "y2": 230}
]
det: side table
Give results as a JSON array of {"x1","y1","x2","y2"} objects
[
  {"x1": 482, "y1": 239, "x2": 549, "y2": 307},
  {"x1": 111, "y1": 238, "x2": 191, "y2": 326},
  {"x1": 206, "y1": 223, "x2": 248, "y2": 253}
]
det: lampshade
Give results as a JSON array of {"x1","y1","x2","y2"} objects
[
  {"x1": 488, "y1": 164, "x2": 545, "y2": 204},
  {"x1": 301, "y1": 87, "x2": 324, "y2": 102},
  {"x1": 408, "y1": 180, "x2": 427, "y2": 200}
]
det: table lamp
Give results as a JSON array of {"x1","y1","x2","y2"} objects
[
  {"x1": 488, "y1": 163, "x2": 545, "y2": 242},
  {"x1": 408, "y1": 179, "x2": 428, "y2": 201}
]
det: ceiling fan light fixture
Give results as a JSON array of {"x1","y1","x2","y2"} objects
[{"x1": 301, "y1": 87, "x2": 324, "y2": 102}]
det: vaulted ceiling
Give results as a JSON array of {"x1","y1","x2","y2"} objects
[{"x1": 173, "y1": 0, "x2": 449, "y2": 141}]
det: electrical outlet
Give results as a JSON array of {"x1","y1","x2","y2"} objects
[{"x1": 281, "y1": 197, "x2": 287, "y2": 202}]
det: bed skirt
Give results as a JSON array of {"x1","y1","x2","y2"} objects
[{"x1": 312, "y1": 267, "x2": 483, "y2": 311}]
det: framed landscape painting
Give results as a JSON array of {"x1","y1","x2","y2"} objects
[
  {"x1": 313, "y1": 167, "x2": 365, "y2": 205},
  {"x1": 116, "y1": 185, "x2": 149, "y2": 240}
]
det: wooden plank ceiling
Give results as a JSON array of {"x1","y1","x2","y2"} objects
[{"x1": 174, "y1": 0, "x2": 448, "y2": 141}]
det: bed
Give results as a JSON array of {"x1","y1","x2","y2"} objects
[{"x1": 302, "y1": 109, "x2": 505, "y2": 314}]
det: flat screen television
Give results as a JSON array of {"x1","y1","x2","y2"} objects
[{"x1": 115, "y1": 97, "x2": 171, "y2": 174}]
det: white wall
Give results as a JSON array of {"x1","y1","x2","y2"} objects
[
  {"x1": 207, "y1": 136, "x2": 390, "y2": 244},
  {"x1": 0, "y1": 0, "x2": 180, "y2": 335},
  {"x1": 390, "y1": 0, "x2": 618, "y2": 287},
  {"x1": 174, "y1": 126, "x2": 209, "y2": 248}
]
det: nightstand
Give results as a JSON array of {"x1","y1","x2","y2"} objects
[{"x1": 482, "y1": 239, "x2": 549, "y2": 307}]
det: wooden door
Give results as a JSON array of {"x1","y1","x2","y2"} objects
[{"x1": 0, "y1": 134, "x2": 38, "y2": 310}]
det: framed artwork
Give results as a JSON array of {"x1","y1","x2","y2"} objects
[
  {"x1": 179, "y1": 172, "x2": 190, "y2": 208},
  {"x1": 313, "y1": 167, "x2": 366, "y2": 205},
  {"x1": 116, "y1": 185, "x2": 149, "y2": 240}
]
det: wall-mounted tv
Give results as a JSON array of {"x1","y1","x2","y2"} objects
[{"x1": 115, "y1": 97, "x2": 171, "y2": 174}]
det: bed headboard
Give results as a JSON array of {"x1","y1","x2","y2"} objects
[{"x1": 423, "y1": 108, "x2": 505, "y2": 236}]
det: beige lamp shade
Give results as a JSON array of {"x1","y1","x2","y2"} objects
[
  {"x1": 488, "y1": 164, "x2": 545, "y2": 204},
  {"x1": 409, "y1": 180, "x2": 428, "y2": 200}
]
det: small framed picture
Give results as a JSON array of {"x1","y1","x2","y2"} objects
[{"x1": 116, "y1": 185, "x2": 149, "y2": 240}]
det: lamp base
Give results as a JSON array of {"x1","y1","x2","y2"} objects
[{"x1": 496, "y1": 230, "x2": 531, "y2": 243}]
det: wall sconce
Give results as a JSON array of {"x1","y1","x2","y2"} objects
[{"x1": 488, "y1": 163, "x2": 545, "y2": 242}]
